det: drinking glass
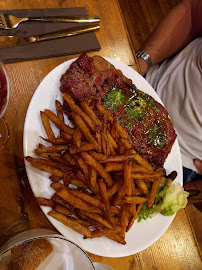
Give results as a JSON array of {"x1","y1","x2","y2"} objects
[
  {"x1": 0, "y1": 62, "x2": 9, "y2": 151},
  {"x1": 0, "y1": 229, "x2": 114, "y2": 270}
]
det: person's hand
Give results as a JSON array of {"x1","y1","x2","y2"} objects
[
  {"x1": 194, "y1": 159, "x2": 202, "y2": 173},
  {"x1": 137, "y1": 57, "x2": 148, "y2": 76}
]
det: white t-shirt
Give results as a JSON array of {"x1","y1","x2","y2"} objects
[{"x1": 146, "y1": 38, "x2": 202, "y2": 172}]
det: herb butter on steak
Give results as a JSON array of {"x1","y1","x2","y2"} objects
[{"x1": 60, "y1": 53, "x2": 177, "y2": 166}]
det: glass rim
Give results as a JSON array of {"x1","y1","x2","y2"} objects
[{"x1": 0, "y1": 62, "x2": 9, "y2": 119}]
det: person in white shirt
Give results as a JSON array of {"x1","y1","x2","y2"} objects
[{"x1": 136, "y1": 0, "x2": 202, "y2": 191}]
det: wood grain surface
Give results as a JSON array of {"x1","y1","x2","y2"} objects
[
  {"x1": 0, "y1": 0, "x2": 201, "y2": 269},
  {"x1": 118, "y1": 0, "x2": 181, "y2": 52}
]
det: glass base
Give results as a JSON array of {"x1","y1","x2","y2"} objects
[{"x1": 0, "y1": 118, "x2": 9, "y2": 150}]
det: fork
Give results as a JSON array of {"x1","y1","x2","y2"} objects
[{"x1": 0, "y1": 13, "x2": 100, "y2": 30}]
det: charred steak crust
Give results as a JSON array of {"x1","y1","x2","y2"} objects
[
  {"x1": 60, "y1": 53, "x2": 92, "y2": 101},
  {"x1": 60, "y1": 53, "x2": 177, "y2": 166}
]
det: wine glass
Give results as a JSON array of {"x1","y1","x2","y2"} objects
[{"x1": 0, "y1": 62, "x2": 9, "y2": 151}]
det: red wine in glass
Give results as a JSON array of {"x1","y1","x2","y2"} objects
[{"x1": 0, "y1": 64, "x2": 9, "y2": 151}]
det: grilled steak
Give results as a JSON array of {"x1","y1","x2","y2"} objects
[
  {"x1": 60, "y1": 53, "x2": 92, "y2": 101},
  {"x1": 60, "y1": 53, "x2": 177, "y2": 166}
]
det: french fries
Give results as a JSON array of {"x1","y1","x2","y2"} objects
[
  {"x1": 69, "y1": 188, "x2": 105, "y2": 211},
  {"x1": 36, "y1": 197, "x2": 53, "y2": 207},
  {"x1": 25, "y1": 93, "x2": 168, "y2": 245},
  {"x1": 96, "y1": 103, "x2": 113, "y2": 123},
  {"x1": 64, "y1": 93, "x2": 95, "y2": 131},
  {"x1": 89, "y1": 167, "x2": 97, "y2": 188},
  {"x1": 80, "y1": 101, "x2": 101, "y2": 126},
  {"x1": 120, "y1": 203, "x2": 131, "y2": 238},
  {"x1": 53, "y1": 204, "x2": 71, "y2": 216},
  {"x1": 79, "y1": 210, "x2": 113, "y2": 229},
  {"x1": 116, "y1": 122, "x2": 128, "y2": 139},
  {"x1": 73, "y1": 127, "x2": 82, "y2": 147},
  {"x1": 57, "y1": 189, "x2": 102, "y2": 214},
  {"x1": 41, "y1": 137, "x2": 68, "y2": 145},
  {"x1": 123, "y1": 196, "x2": 148, "y2": 204},
  {"x1": 48, "y1": 210, "x2": 91, "y2": 238},
  {"x1": 72, "y1": 112, "x2": 100, "y2": 151},
  {"x1": 82, "y1": 152, "x2": 114, "y2": 187},
  {"x1": 35, "y1": 145, "x2": 69, "y2": 154},
  {"x1": 45, "y1": 109, "x2": 74, "y2": 135},
  {"x1": 98, "y1": 179, "x2": 116, "y2": 225},
  {"x1": 100, "y1": 154, "x2": 136, "y2": 163},
  {"x1": 113, "y1": 181, "x2": 125, "y2": 206},
  {"x1": 135, "y1": 179, "x2": 149, "y2": 195},
  {"x1": 25, "y1": 156, "x2": 64, "y2": 177},
  {"x1": 126, "y1": 203, "x2": 143, "y2": 232},
  {"x1": 55, "y1": 100, "x2": 64, "y2": 122},
  {"x1": 40, "y1": 111, "x2": 55, "y2": 139},
  {"x1": 90, "y1": 226, "x2": 126, "y2": 245},
  {"x1": 69, "y1": 141, "x2": 96, "y2": 154},
  {"x1": 147, "y1": 177, "x2": 161, "y2": 209},
  {"x1": 124, "y1": 160, "x2": 133, "y2": 196}
]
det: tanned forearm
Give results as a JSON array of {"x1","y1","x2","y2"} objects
[{"x1": 138, "y1": 0, "x2": 202, "y2": 75}]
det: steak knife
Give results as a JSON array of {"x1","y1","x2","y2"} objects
[{"x1": 0, "y1": 24, "x2": 100, "y2": 49}]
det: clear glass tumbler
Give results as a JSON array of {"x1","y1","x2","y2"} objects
[{"x1": 0, "y1": 229, "x2": 114, "y2": 270}]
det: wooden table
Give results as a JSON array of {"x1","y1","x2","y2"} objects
[{"x1": 0, "y1": 0, "x2": 201, "y2": 269}]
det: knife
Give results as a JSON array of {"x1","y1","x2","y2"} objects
[{"x1": 0, "y1": 23, "x2": 100, "y2": 49}]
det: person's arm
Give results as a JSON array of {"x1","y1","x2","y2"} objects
[{"x1": 138, "y1": 0, "x2": 202, "y2": 75}]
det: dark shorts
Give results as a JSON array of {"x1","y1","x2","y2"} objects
[{"x1": 183, "y1": 167, "x2": 202, "y2": 185}]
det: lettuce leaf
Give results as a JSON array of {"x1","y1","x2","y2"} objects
[
  {"x1": 138, "y1": 202, "x2": 158, "y2": 222},
  {"x1": 161, "y1": 182, "x2": 189, "y2": 216}
]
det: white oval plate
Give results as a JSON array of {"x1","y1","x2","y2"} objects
[{"x1": 23, "y1": 57, "x2": 182, "y2": 257}]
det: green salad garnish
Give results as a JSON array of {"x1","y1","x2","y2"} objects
[
  {"x1": 138, "y1": 183, "x2": 188, "y2": 222},
  {"x1": 138, "y1": 203, "x2": 158, "y2": 222}
]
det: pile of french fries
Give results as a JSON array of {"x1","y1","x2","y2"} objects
[{"x1": 25, "y1": 92, "x2": 164, "y2": 245}]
